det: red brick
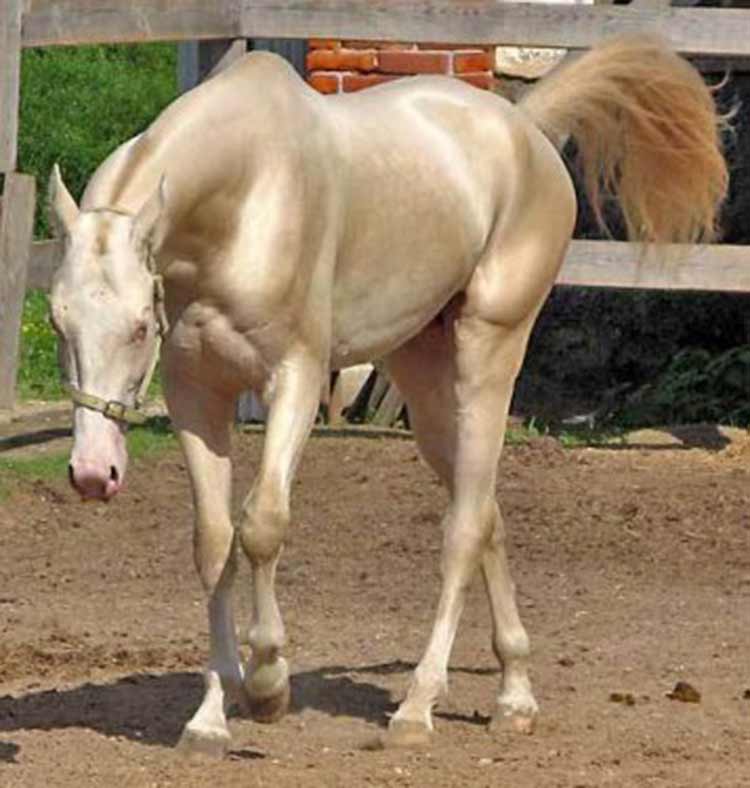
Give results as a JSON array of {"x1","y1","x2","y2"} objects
[
  {"x1": 345, "y1": 40, "x2": 414, "y2": 51},
  {"x1": 309, "y1": 39, "x2": 340, "y2": 50},
  {"x1": 377, "y1": 50, "x2": 451, "y2": 75},
  {"x1": 307, "y1": 72, "x2": 341, "y2": 94},
  {"x1": 458, "y1": 73, "x2": 496, "y2": 90},
  {"x1": 342, "y1": 73, "x2": 400, "y2": 92},
  {"x1": 453, "y1": 51, "x2": 493, "y2": 74},
  {"x1": 307, "y1": 48, "x2": 378, "y2": 73}
]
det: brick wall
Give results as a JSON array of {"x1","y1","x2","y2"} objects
[{"x1": 307, "y1": 40, "x2": 496, "y2": 94}]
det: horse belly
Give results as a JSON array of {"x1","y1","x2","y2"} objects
[{"x1": 330, "y1": 250, "x2": 473, "y2": 368}]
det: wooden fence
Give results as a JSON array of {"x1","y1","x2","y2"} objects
[{"x1": 2, "y1": 0, "x2": 750, "y2": 408}]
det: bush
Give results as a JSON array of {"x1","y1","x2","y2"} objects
[
  {"x1": 16, "y1": 44, "x2": 177, "y2": 400},
  {"x1": 609, "y1": 346, "x2": 750, "y2": 428},
  {"x1": 19, "y1": 43, "x2": 177, "y2": 237}
]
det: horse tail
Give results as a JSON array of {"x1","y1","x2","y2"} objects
[{"x1": 519, "y1": 35, "x2": 729, "y2": 245}]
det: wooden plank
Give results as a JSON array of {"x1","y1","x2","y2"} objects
[
  {"x1": 178, "y1": 39, "x2": 247, "y2": 93},
  {"x1": 371, "y1": 383, "x2": 405, "y2": 428},
  {"x1": 0, "y1": 174, "x2": 37, "y2": 409},
  {"x1": 21, "y1": 0, "x2": 750, "y2": 57},
  {"x1": 23, "y1": 0, "x2": 240, "y2": 47},
  {"x1": 366, "y1": 369, "x2": 391, "y2": 415},
  {"x1": 27, "y1": 239, "x2": 61, "y2": 291},
  {"x1": 328, "y1": 363, "x2": 374, "y2": 426},
  {"x1": 23, "y1": 237, "x2": 750, "y2": 295},
  {"x1": 245, "y1": 2, "x2": 750, "y2": 56},
  {"x1": 1, "y1": 0, "x2": 23, "y2": 172},
  {"x1": 559, "y1": 240, "x2": 750, "y2": 293}
]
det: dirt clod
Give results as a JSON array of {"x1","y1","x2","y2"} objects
[
  {"x1": 666, "y1": 681, "x2": 702, "y2": 704},
  {"x1": 609, "y1": 692, "x2": 636, "y2": 706}
]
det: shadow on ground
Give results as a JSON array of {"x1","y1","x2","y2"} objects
[{"x1": 0, "y1": 658, "x2": 500, "y2": 749}]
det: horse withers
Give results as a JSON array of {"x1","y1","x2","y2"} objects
[{"x1": 48, "y1": 35, "x2": 727, "y2": 756}]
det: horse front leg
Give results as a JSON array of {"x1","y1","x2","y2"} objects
[
  {"x1": 239, "y1": 351, "x2": 324, "y2": 722},
  {"x1": 165, "y1": 376, "x2": 242, "y2": 758}
]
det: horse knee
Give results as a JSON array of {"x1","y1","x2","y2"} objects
[
  {"x1": 443, "y1": 502, "x2": 496, "y2": 564},
  {"x1": 239, "y1": 493, "x2": 289, "y2": 564},
  {"x1": 193, "y1": 523, "x2": 236, "y2": 593}
]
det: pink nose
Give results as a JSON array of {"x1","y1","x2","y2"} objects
[{"x1": 68, "y1": 462, "x2": 122, "y2": 501}]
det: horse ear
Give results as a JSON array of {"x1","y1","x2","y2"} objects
[
  {"x1": 132, "y1": 176, "x2": 168, "y2": 253},
  {"x1": 48, "y1": 163, "x2": 79, "y2": 237}
]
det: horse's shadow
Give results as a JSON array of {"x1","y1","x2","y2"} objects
[{"x1": 0, "y1": 660, "x2": 495, "y2": 749}]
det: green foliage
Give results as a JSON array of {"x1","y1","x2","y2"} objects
[
  {"x1": 609, "y1": 346, "x2": 750, "y2": 428},
  {"x1": 17, "y1": 289, "x2": 65, "y2": 400},
  {"x1": 16, "y1": 44, "x2": 176, "y2": 400},
  {"x1": 19, "y1": 43, "x2": 177, "y2": 237}
]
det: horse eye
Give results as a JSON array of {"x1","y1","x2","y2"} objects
[{"x1": 132, "y1": 322, "x2": 148, "y2": 344}]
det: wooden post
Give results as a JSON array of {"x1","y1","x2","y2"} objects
[
  {"x1": 1, "y1": 0, "x2": 23, "y2": 172},
  {"x1": 0, "y1": 0, "x2": 32, "y2": 408},
  {"x1": 0, "y1": 174, "x2": 37, "y2": 409}
]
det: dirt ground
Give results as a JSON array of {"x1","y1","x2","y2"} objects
[{"x1": 1, "y1": 410, "x2": 749, "y2": 787}]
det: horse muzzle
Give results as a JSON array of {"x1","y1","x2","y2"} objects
[
  {"x1": 69, "y1": 408, "x2": 128, "y2": 501},
  {"x1": 68, "y1": 460, "x2": 123, "y2": 501}
]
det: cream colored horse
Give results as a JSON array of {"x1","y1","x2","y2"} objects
[{"x1": 48, "y1": 36, "x2": 727, "y2": 756}]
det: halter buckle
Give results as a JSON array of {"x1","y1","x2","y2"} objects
[{"x1": 103, "y1": 400, "x2": 128, "y2": 422}]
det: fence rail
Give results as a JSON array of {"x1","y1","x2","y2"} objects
[
  {"x1": 22, "y1": 1, "x2": 750, "y2": 56},
  {"x1": 26, "y1": 238, "x2": 750, "y2": 295},
  {"x1": 3, "y1": 0, "x2": 750, "y2": 408}
]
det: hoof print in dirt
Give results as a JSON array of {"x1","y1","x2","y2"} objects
[
  {"x1": 609, "y1": 691, "x2": 636, "y2": 706},
  {"x1": 379, "y1": 720, "x2": 433, "y2": 749},
  {"x1": 666, "y1": 681, "x2": 701, "y2": 703},
  {"x1": 742, "y1": 689, "x2": 750, "y2": 700}
]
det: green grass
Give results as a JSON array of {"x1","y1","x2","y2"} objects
[
  {"x1": 0, "y1": 417, "x2": 176, "y2": 500},
  {"x1": 17, "y1": 290, "x2": 65, "y2": 401},
  {"x1": 505, "y1": 417, "x2": 625, "y2": 448}
]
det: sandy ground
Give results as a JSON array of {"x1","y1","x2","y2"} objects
[{"x1": 1, "y1": 411, "x2": 749, "y2": 787}]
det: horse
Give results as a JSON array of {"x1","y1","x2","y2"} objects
[{"x1": 48, "y1": 35, "x2": 727, "y2": 756}]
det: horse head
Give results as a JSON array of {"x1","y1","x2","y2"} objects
[{"x1": 48, "y1": 165, "x2": 168, "y2": 501}]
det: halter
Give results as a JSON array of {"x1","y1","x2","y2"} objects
[{"x1": 67, "y1": 237, "x2": 169, "y2": 427}]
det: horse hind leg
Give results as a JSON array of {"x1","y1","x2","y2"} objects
[
  {"x1": 380, "y1": 308, "x2": 538, "y2": 747},
  {"x1": 482, "y1": 504, "x2": 538, "y2": 733}
]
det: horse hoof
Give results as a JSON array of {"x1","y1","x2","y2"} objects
[
  {"x1": 176, "y1": 724, "x2": 231, "y2": 759},
  {"x1": 379, "y1": 718, "x2": 433, "y2": 749},
  {"x1": 488, "y1": 703, "x2": 537, "y2": 736},
  {"x1": 247, "y1": 680, "x2": 291, "y2": 724},
  {"x1": 245, "y1": 658, "x2": 290, "y2": 723}
]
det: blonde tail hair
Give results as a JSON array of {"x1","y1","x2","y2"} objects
[{"x1": 520, "y1": 35, "x2": 729, "y2": 244}]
